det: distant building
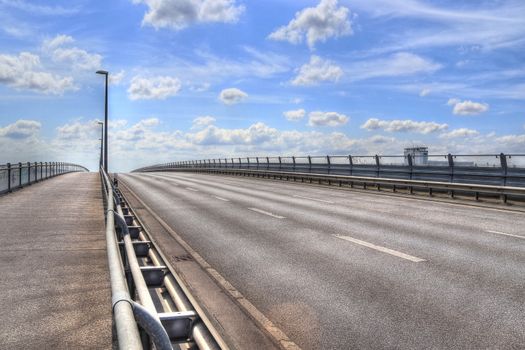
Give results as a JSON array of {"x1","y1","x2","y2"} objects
[{"x1": 404, "y1": 146, "x2": 428, "y2": 165}]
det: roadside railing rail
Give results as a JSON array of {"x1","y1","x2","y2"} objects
[
  {"x1": 133, "y1": 153, "x2": 525, "y2": 187},
  {"x1": 0, "y1": 161, "x2": 88, "y2": 194},
  {"x1": 100, "y1": 167, "x2": 223, "y2": 350},
  {"x1": 134, "y1": 163, "x2": 525, "y2": 204}
]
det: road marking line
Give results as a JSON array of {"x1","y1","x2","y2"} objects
[
  {"x1": 213, "y1": 196, "x2": 230, "y2": 202},
  {"x1": 333, "y1": 234, "x2": 426, "y2": 262},
  {"x1": 486, "y1": 230, "x2": 525, "y2": 239},
  {"x1": 185, "y1": 187, "x2": 199, "y2": 192},
  {"x1": 248, "y1": 207, "x2": 285, "y2": 219},
  {"x1": 293, "y1": 195, "x2": 334, "y2": 204}
]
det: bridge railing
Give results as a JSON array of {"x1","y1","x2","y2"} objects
[
  {"x1": 0, "y1": 162, "x2": 89, "y2": 194},
  {"x1": 100, "y1": 167, "x2": 223, "y2": 350},
  {"x1": 133, "y1": 153, "x2": 525, "y2": 187}
]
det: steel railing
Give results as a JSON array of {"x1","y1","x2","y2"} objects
[
  {"x1": 133, "y1": 153, "x2": 525, "y2": 187},
  {"x1": 0, "y1": 162, "x2": 88, "y2": 194},
  {"x1": 133, "y1": 164, "x2": 525, "y2": 205},
  {"x1": 100, "y1": 168, "x2": 223, "y2": 350}
]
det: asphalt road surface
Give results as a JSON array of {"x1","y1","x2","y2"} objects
[{"x1": 120, "y1": 172, "x2": 525, "y2": 350}]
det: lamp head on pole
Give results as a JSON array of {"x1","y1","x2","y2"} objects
[{"x1": 96, "y1": 70, "x2": 108, "y2": 75}]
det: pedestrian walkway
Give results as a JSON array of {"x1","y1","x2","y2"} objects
[{"x1": 0, "y1": 172, "x2": 112, "y2": 349}]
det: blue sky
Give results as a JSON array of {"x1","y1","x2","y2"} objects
[{"x1": 0, "y1": 0, "x2": 524, "y2": 171}]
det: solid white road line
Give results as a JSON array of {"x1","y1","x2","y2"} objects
[
  {"x1": 333, "y1": 234, "x2": 426, "y2": 262},
  {"x1": 213, "y1": 196, "x2": 230, "y2": 202},
  {"x1": 185, "y1": 187, "x2": 199, "y2": 192},
  {"x1": 293, "y1": 194, "x2": 334, "y2": 204},
  {"x1": 248, "y1": 207, "x2": 285, "y2": 219},
  {"x1": 486, "y1": 230, "x2": 525, "y2": 239}
]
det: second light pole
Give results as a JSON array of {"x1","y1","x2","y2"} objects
[{"x1": 96, "y1": 70, "x2": 109, "y2": 172}]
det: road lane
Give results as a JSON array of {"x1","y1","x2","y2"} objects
[{"x1": 120, "y1": 172, "x2": 525, "y2": 349}]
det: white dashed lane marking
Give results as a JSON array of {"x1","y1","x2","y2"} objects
[
  {"x1": 333, "y1": 234, "x2": 426, "y2": 262},
  {"x1": 248, "y1": 208, "x2": 285, "y2": 219}
]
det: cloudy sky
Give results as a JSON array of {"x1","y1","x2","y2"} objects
[{"x1": 0, "y1": 0, "x2": 524, "y2": 171}]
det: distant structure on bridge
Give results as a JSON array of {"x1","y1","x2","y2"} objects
[
  {"x1": 404, "y1": 146, "x2": 475, "y2": 166},
  {"x1": 404, "y1": 146, "x2": 429, "y2": 165}
]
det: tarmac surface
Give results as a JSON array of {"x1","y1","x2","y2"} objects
[
  {"x1": 0, "y1": 172, "x2": 112, "y2": 349},
  {"x1": 121, "y1": 172, "x2": 525, "y2": 350}
]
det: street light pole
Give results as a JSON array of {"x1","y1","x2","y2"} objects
[
  {"x1": 96, "y1": 70, "x2": 109, "y2": 172},
  {"x1": 97, "y1": 121, "x2": 104, "y2": 168}
]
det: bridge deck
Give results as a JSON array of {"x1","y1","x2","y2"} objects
[{"x1": 0, "y1": 172, "x2": 112, "y2": 349}]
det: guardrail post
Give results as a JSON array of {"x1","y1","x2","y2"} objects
[
  {"x1": 348, "y1": 155, "x2": 353, "y2": 176},
  {"x1": 256, "y1": 157, "x2": 259, "y2": 170},
  {"x1": 39, "y1": 162, "x2": 43, "y2": 181},
  {"x1": 407, "y1": 154, "x2": 413, "y2": 180},
  {"x1": 266, "y1": 157, "x2": 269, "y2": 170},
  {"x1": 375, "y1": 155, "x2": 380, "y2": 178},
  {"x1": 326, "y1": 155, "x2": 331, "y2": 174},
  {"x1": 34, "y1": 162, "x2": 37, "y2": 182},
  {"x1": 308, "y1": 155, "x2": 312, "y2": 173},
  {"x1": 246, "y1": 157, "x2": 250, "y2": 169},
  {"x1": 7, "y1": 163, "x2": 11, "y2": 192},
  {"x1": 447, "y1": 154, "x2": 454, "y2": 183},
  {"x1": 238, "y1": 157, "x2": 242, "y2": 170},
  {"x1": 18, "y1": 162, "x2": 22, "y2": 188},
  {"x1": 27, "y1": 162, "x2": 31, "y2": 185},
  {"x1": 278, "y1": 156, "x2": 282, "y2": 171},
  {"x1": 292, "y1": 156, "x2": 296, "y2": 172},
  {"x1": 500, "y1": 153, "x2": 507, "y2": 186}
]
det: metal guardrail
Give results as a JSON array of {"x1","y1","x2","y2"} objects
[
  {"x1": 135, "y1": 167, "x2": 525, "y2": 204},
  {"x1": 134, "y1": 153, "x2": 525, "y2": 187},
  {"x1": 0, "y1": 162, "x2": 88, "y2": 194},
  {"x1": 100, "y1": 168, "x2": 223, "y2": 350}
]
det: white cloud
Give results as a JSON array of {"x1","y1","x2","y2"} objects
[
  {"x1": 447, "y1": 98, "x2": 489, "y2": 115},
  {"x1": 1, "y1": 1, "x2": 80, "y2": 16},
  {"x1": 284, "y1": 109, "x2": 306, "y2": 121},
  {"x1": 110, "y1": 119, "x2": 128, "y2": 129},
  {"x1": 192, "y1": 122, "x2": 278, "y2": 145},
  {"x1": 110, "y1": 70, "x2": 125, "y2": 85},
  {"x1": 346, "y1": 52, "x2": 441, "y2": 81},
  {"x1": 361, "y1": 118, "x2": 448, "y2": 134},
  {"x1": 192, "y1": 116, "x2": 216, "y2": 129},
  {"x1": 52, "y1": 47, "x2": 102, "y2": 70},
  {"x1": 308, "y1": 111, "x2": 348, "y2": 127},
  {"x1": 43, "y1": 34, "x2": 74, "y2": 50},
  {"x1": 440, "y1": 128, "x2": 480, "y2": 139},
  {"x1": 43, "y1": 34, "x2": 102, "y2": 71},
  {"x1": 189, "y1": 82, "x2": 210, "y2": 92},
  {"x1": 348, "y1": 0, "x2": 525, "y2": 52},
  {"x1": 219, "y1": 87, "x2": 247, "y2": 105},
  {"x1": 0, "y1": 119, "x2": 41, "y2": 139},
  {"x1": 268, "y1": 0, "x2": 352, "y2": 49},
  {"x1": 291, "y1": 55, "x2": 343, "y2": 86},
  {"x1": 56, "y1": 119, "x2": 100, "y2": 141},
  {"x1": 0, "y1": 52, "x2": 75, "y2": 94},
  {"x1": 128, "y1": 76, "x2": 182, "y2": 100},
  {"x1": 419, "y1": 88, "x2": 431, "y2": 97},
  {"x1": 134, "y1": 0, "x2": 244, "y2": 30}
]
